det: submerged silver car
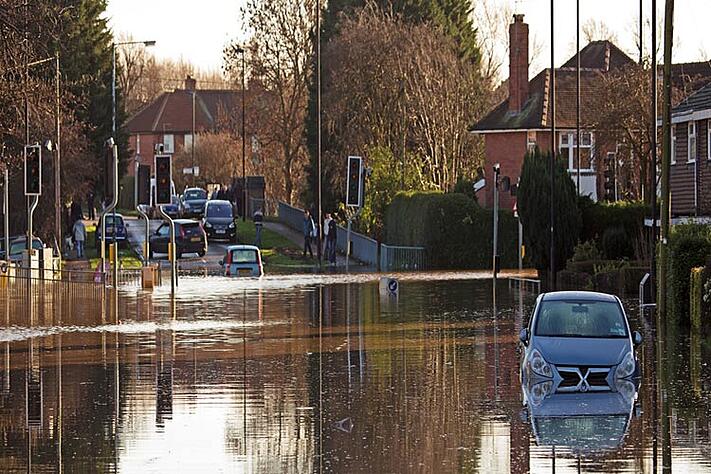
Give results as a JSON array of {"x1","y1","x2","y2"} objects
[{"x1": 519, "y1": 291, "x2": 643, "y2": 397}]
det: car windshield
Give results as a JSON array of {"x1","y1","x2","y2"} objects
[
  {"x1": 230, "y1": 249, "x2": 258, "y2": 264},
  {"x1": 185, "y1": 189, "x2": 206, "y2": 200},
  {"x1": 207, "y1": 203, "x2": 233, "y2": 218},
  {"x1": 9, "y1": 240, "x2": 41, "y2": 255},
  {"x1": 534, "y1": 300, "x2": 628, "y2": 338}
]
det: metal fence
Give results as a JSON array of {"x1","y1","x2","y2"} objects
[
  {"x1": 380, "y1": 244, "x2": 427, "y2": 271},
  {"x1": 278, "y1": 201, "x2": 305, "y2": 232}
]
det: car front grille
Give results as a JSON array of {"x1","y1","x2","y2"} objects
[{"x1": 556, "y1": 366, "x2": 611, "y2": 392}]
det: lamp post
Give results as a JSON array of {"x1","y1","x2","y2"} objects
[
  {"x1": 110, "y1": 39, "x2": 155, "y2": 278},
  {"x1": 233, "y1": 46, "x2": 247, "y2": 221}
]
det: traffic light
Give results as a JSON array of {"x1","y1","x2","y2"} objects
[
  {"x1": 154, "y1": 155, "x2": 172, "y2": 205},
  {"x1": 346, "y1": 156, "x2": 363, "y2": 207},
  {"x1": 137, "y1": 164, "x2": 151, "y2": 206},
  {"x1": 24, "y1": 145, "x2": 41, "y2": 196}
]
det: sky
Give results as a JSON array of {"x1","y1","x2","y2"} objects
[{"x1": 105, "y1": 0, "x2": 711, "y2": 77}]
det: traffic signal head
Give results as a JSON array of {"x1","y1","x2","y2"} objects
[
  {"x1": 154, "y1": 155, "x2": 172, "y2": 205},
  {"x1": 137, "y1": 164, "x2": 151, "y2": 206},
  {"x1": 24, "y1": 145, "x2": 41, "y2": 196},
  {"x1": 346, "y1": 156, "x2": 362, "y2": 207}
]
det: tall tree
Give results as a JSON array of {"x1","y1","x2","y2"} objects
[{"x1": 226, "y1": 0, "x2": 316, "y2": 205}]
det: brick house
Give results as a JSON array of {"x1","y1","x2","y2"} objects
[
  {"x1": 669, "y1": 82, "x2": 711, "y2": 217},
  {"x1": 470, "y1": 14, "x2": 635, "y2": 210},
  {"x1": 125, "y1": 76, "x2": 242, "y2": 176}
]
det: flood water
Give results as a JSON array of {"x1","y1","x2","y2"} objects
[{"x1": 0, "y1": 273, "x2": 710, "y2": 473}]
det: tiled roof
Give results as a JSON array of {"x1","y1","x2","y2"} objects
[
  {"x1": 126, "y1": 89, "x2": 242, "y2": 134},
  {"x1": 673, "y1": 81, "x2": 711, "y2": 116},
  {"x1": 472, "y1": 40, "x2": 634, "y2": 132}
]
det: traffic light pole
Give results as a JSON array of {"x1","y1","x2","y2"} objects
[
  {"x1": 100, "y1": 143, "x2": 118, "y2": 286},
  {"x1": 157, "y1": 205, "x2": 176, "y2": 295},
  {"x1": 492, "y1": 164, "x2": 500, "y2": 280},
  {"x1": 134, "y1": 161, "x2": 150, "y2": 265},
  {"x1": 3, "y1": 167, "x2": 8, "y2": 262}
]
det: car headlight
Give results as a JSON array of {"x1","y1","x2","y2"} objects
[
  {"x1": 529, "y1": 348, "x2": 553, "y2": 378},
  {"x1": 228, "y1": 222, "x2": 235, "y2": 229},
  {"x1": 529, "y1": 381, "x2": 553, "y2": 407},
  {"x1": 204, "y1": 222, "x2": 212, "y2": 228},
  {"x1": 615, "y1": 351, "x2": 636, "y2": 379}
]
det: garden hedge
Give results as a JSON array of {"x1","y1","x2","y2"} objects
[
  {"x1": 384, "y1": 191, "x2": 518, "y2": 269},
  {"x1": 578, "y1": 197, "x2": 648, "y2": 260},
  {"x1": 668, "y1": 225, "x2": 711, "y2": 324}
]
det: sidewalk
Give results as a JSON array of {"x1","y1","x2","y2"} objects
[{"x1": 263, "y1": 221, "x2": 358, "y2": 268}]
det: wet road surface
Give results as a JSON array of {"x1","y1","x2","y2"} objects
[{"x1": 0, "y1": 272, "x2": 710, "y2": 472}]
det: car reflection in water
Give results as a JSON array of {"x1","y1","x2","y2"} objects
[{"x1": 519, "y1": 291, "x2": 642, "y2": 451}]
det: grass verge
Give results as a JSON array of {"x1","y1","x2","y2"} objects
[
  {"x1": 235, "y1": 220, "x2": 310, "y2": 268},
  {"x1": 83, "y1": 224, "x2": 143, "y2": 269}
]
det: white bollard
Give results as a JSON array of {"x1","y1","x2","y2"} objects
[{"x1": 379, "y1": 276, "x2": 399, "y2": 297}]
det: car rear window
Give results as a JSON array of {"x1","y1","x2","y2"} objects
[
  {"x1": 534, "y1": 300, "x2": 628, "y2": 338},
  {"x1": 104, "y1": 216, "x2": 124, "y2": 226},
  {"x1": 230, "y1": 249, "x2": 258, "y2": 264},
  {"x1": 207, "y1": 203, "x2": 233, "y2": 218},
  {"x1": 185, "y1": 189, "x2": 207, "y2": 200},
  {"x1": 179, "y1": 222, "x2": 202, "y2": 236}
]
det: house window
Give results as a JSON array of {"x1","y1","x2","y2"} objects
[
  {"x1": 671, "y1": 126, "x2": 676, "y2": 164},
  {"x1": 163, "y1": 134, "x2": 174, "y2": 154},
  {"x1": 707, "y1": 120, "x2": 711, "y2": 160},
  {"x1": 527, "y1": 131, "x2": 537, "y2": 153},
  {"x1": 559, "y1": 131, "x2": 594, "y2": 171},
  {"x1": 136, "y1": 134, "x2": 140, "y2": 155},
  {"x1": 184, "y1": 133, "x2": 193, "y2": 151},
  {"x1": 688, "y1": 122, "x2": 697, "y2": 163}
]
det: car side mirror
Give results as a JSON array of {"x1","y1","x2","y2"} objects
[
  {"x1": 519, "y1": 328, "x2": 529, "y2": 345},
  {"x1": 633, "y1": 330, "x2": 643, "y2": 346}
]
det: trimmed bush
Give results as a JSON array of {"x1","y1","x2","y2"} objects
[
  {"x1": 385, "y1": 191, "x2": 518, "y2": 269},
  {"x1": 668, "y1": 225, "x2": 711, "y2": 324},
  {"x1": 579, "y1": 197, "x2": 648, "y2": 260}
]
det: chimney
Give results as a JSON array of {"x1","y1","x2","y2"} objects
[
  {"x1": 184, "y1": 75, "x2": 197, "y2": 91},
  {"x1": 508, "y1": 14, "x2": 529, "y2": 113}
]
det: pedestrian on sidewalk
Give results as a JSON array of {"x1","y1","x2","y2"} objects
[
  {"x1": 253, "y1": 209, "x2": 264, "y2": 248},
  {"x1": 327, "y1": 217, "x2": 337, "y2": 265},
  {"x1": 72, "y1": 219, "x2": 87, "y2": 259},
  {"x1": 87, "y1": 191, "x2": 96, "y2": 221},
  {"x1": 302, "y1": 210, "x2": 315, "y2": 258},
  {"x1": 323, "y1": 213, "x2": 332, "y2": 255}
]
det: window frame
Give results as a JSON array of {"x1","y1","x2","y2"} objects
[
  {"x1": 559, "y1": 131, "x2": 594, "y2": 172},
  {"x1": 707, "y1": 120, "x2": 711, "y2": 160},
  {"x1": 163, "y1": 134, "x2": 175, "y2": 154},
  {"x1": 671, "y1": 125, "x2": 676, "y2": 164},
  {"x1": 688, "y1": 122, "x2": 697, "y2": 163}
]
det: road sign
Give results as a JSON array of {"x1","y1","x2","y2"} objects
[
  {"x1": 346, "y1": 156, "x2": 363, "y2": 207},
  {"x1": 24, "y1": 145, "x2": 42, "y2": 196},
  {"x1": 154, "y1": 155, "x2": 172, "y2": 205}
]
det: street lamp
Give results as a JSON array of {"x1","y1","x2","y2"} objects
[
  {"x1": 233, "y1": 45, "x2": 247, "y2": 221},
  {"x1": 112, "y1": 40, "x2": 156, "y2": 136}
]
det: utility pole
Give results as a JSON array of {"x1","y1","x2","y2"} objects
[
  {"x1": 316, "y1": 0, "x2": 323, "y2": 264},
  {"x1": 242, "y1": 49, "x2": 247, "y2": 221},
  {"x1": 659, "y1": 0, "x2": 674, "y2": 320},
  {"x1": 549, "y1": 0, "x2": 556, "y2": 290},
  {"x1": 191, "y1": 90, "x2": 196, "y2": 187},
  {"x1": 576, "y1": 0, "x2": 581, "y2": 194},
  {"x1": 54, "y1": 51, "x2": 61, "y2": 254},
  {"x1": 650, "y1": 0, "x2": 658, "y2": 301}
]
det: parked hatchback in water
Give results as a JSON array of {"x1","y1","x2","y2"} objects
[
  {"x1": 220, "y1": 245, "x2": 263, "y2": 277},
  {"x1": 519, "y1": 291, "x2": 642, "y2": 398},
  {"x1": 202, "y1": 200, "x2": 236, "y2": 242},
  {"x1": 149, "y1": 219, "x2": 207, "y2": 259}
]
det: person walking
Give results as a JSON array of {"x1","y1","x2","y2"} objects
[
  {"x1": 253, "y1": 209, "x2": 264, "y2": 248},
  {"x1": 72, "y1": 219, "x2": 87, "y2": 259},
  {"x1": 302, "y1": 210, "x2": 315, "y2": 258},
  {"x1": 323, "y1": 213, "x2": 333, "y2": 256},
  {"x1": 327, "y1": 217, "x2": 337, "y2": 265}
]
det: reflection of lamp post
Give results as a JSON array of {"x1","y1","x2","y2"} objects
[{"x1": 233, "y1": 46, "x2": 247, "y2": 221}]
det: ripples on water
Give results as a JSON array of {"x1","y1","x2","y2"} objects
[{"x1": 0, "y1": 272, "x2": 709, "y2": 472}]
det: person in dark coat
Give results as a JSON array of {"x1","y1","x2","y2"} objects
[
  {"x1": 302, "y1": 210, "x2": 315, "y2": 258},
  {"x1": 327, "y1": 217, "x2": 337, "y2": 264}
]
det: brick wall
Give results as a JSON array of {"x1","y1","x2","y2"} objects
[{"x1": 483, "y1": 132, "x2": 527, "y2": 209}]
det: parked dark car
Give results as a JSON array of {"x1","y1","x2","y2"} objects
[
  {"x1": 180, "y1": 188, "x2": 208, "y2": 218},
  {"x1": 161, "y1": 195, "x2": 181, "y2": 219},
  {"x1": 95, "y1": 213, "x2": 128, "y2": 250},
  {"x1": 202, "y1": 200, "x2": 236, "y2": 242},
  {"x1": 519, "y1": 291, "x2": 642, "y2": 396},
  {"x1": 0, "y1": 236, "x2": 44, "y2": 263},
  {"x1": 149, "y1": 219, "x2": 207, "y2": 259}
]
